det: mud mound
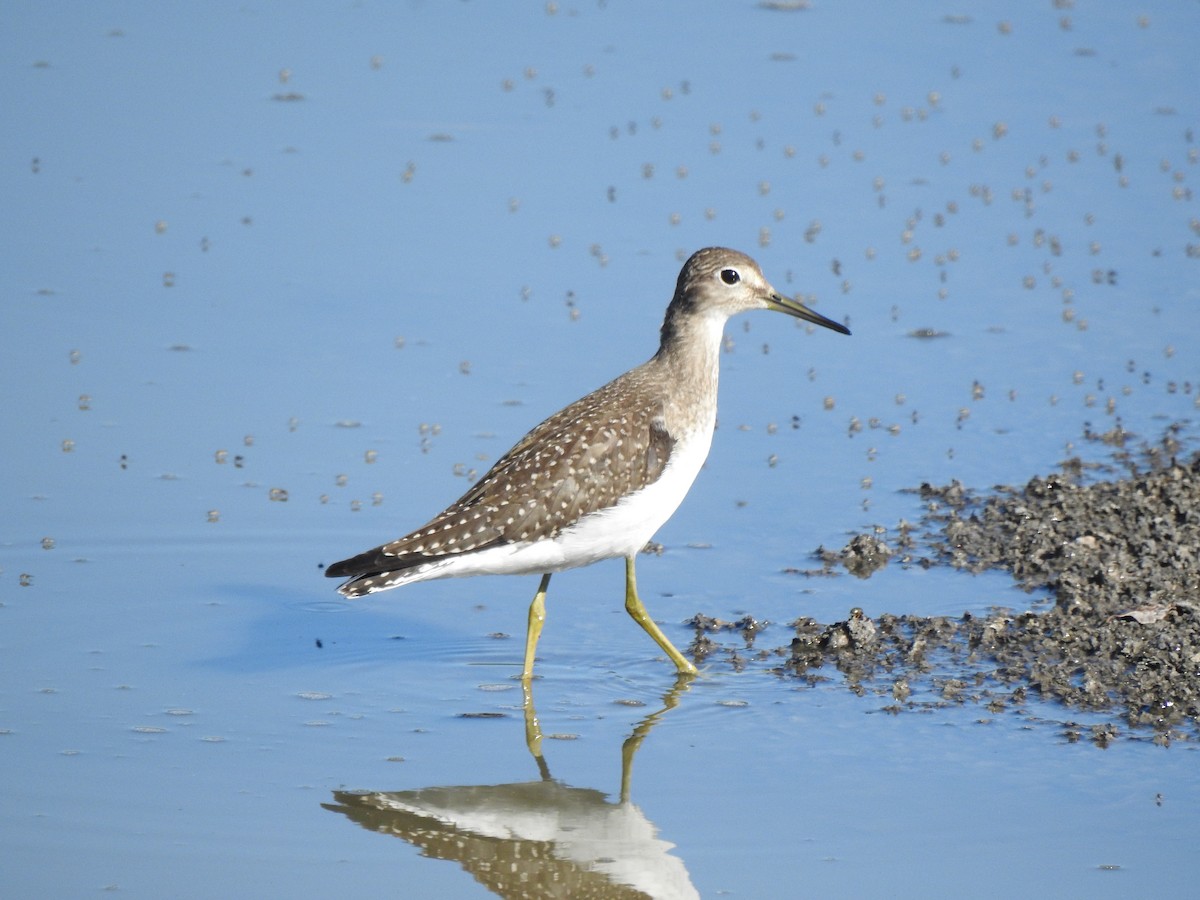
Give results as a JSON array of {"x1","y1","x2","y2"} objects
[{"x1": 691, "y1": 429, "x2": 1200, "y2": 744}]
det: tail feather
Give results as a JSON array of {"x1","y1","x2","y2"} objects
[
  {"x1": 325, "y1": 546, "x2": 436, "y2": 580},
  {"x1": 324, "y1": 547, "x2": 386, "y2": 579},
  {"x1": 327, "y1": 547, "x2": 452, "y2": 597},
  {"x1": 337, "y1": 570, "x2": 414, "y2": 597}
]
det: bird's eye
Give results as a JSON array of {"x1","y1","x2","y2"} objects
[{"x1": 720, "y1": 268, "x2": 740, "y2": 285}]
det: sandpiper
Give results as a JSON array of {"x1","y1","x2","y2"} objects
[{"x1": 326, "y1": 247, "x2": 850, "y2": 678}]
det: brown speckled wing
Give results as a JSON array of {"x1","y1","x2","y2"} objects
[{"x1": 325, "y1": 369, "x2": 675, "y2": 579}]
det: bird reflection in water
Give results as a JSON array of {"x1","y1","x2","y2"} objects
[{"x1": 324, "y1": 675, "x2": 697, "y2": 899}]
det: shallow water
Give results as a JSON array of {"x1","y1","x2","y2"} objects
[{"x1": 4, "y1": 2, "x2": 1199, "y2": 897}]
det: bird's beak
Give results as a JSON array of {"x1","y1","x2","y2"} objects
[{"x1": 766, "y1": 292, "x2": 851, "y2": 335}]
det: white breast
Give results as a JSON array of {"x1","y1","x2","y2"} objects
[
  {"x1": 393, "y1": 417, "x2": 716, "y2": 585},
  {"x1": 552, "y1": 416, "x2": 715, "y2": 564}
]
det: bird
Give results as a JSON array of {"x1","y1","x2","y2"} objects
[{"x1": 325, "y1": 247, "x2": 850, "y2": 679}]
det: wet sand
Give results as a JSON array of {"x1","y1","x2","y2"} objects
[{"x1": 691, "y1": 426, "x2": 1200, "y2": 744}]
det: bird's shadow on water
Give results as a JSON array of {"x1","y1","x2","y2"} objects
[
  {"x1": 323, "y1": 675, "x2": 701, "y2": 899},
  {"x1": 197, "y1": 582, "x2": 477, "y2": 674}
]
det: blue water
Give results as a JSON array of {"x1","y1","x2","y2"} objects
[{"x1": 3, "y1": 2, "x2": 1198, "y2": 897}]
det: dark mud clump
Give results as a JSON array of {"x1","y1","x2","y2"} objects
[{"x1": 690, "y1": 431, "x2": 1200, "y2": 744}]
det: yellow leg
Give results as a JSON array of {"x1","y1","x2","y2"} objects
[
  {"x1": 624, "y1": 556, "x2": 698, "y2": 676},
  {"x1": 620, "y1": 672, "x2": 694, "y2": 802},
  {"x1": 521, "y1": 678, "x2": 552, "y2": 781},
  {"x1": 522, "y1": 573, "x2": 552, "y2": 681}
]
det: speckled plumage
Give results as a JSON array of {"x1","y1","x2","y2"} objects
[
  {"x1": 327, "y1": 372, "x2": 676, "y2": 590},
  {"x1": 326, "y1": 247, "x2": 849, "y2": 676}
]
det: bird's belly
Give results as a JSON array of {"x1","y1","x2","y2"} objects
[
  {"x1": 410, "y1": 423, "x2": 714, "y2": 582},
  {"x1": 549, "y1": 421, "x2": 715, "y2": 565}
]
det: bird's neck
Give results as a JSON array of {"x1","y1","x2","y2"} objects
[{"x1": 653, "y1": 308, "x2": 726, "y2": 435}]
